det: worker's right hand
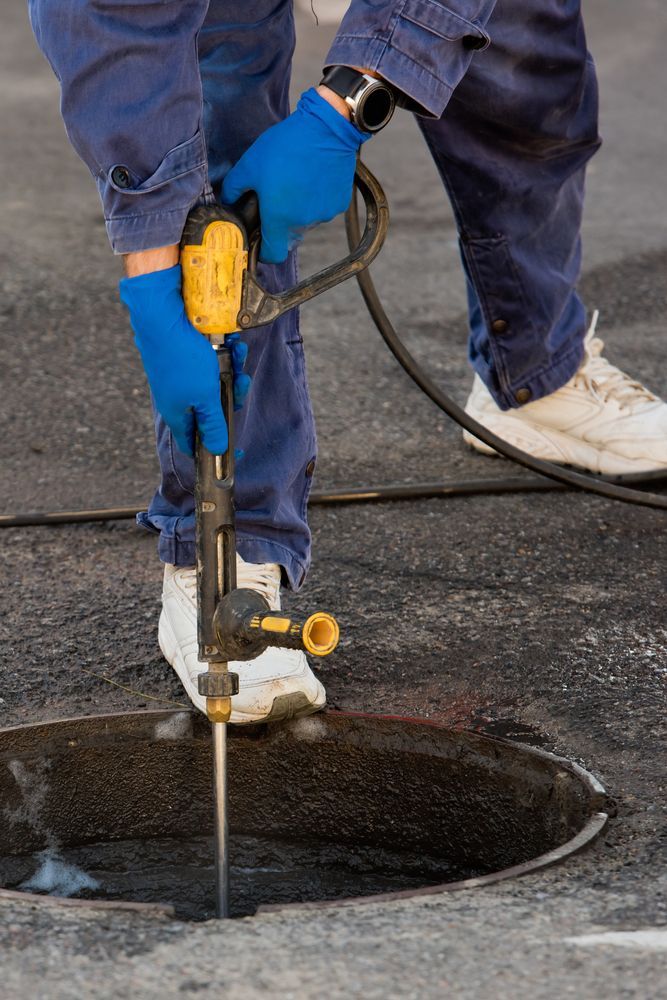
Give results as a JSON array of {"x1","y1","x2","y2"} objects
[
  {"x1": 222, "y1": 88, "x2": 370, "y2": 264},
  {"x1": 119, "y1": 264, "x2": 249, "y2": 457}
]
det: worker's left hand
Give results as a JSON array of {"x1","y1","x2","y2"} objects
[
  {"x1": 222, "y1": 88, "x2": 371, "y2": 264},
  {"x1": 120, "y1": 264, "x2": 251, "y2": 457}
]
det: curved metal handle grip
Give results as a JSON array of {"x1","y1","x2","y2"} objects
[{"x1": 236, "y1": 159, "x2": 389, "y2": 330}]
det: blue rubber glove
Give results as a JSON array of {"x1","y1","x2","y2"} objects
[
  {"x1": 222, "y1": 88, "x2": 371, "y2": 264},
  {"x1": 119, "y1": 264, "x2": 251, "y2": 457}
]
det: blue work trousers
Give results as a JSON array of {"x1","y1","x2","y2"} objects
[
  {"x1": 142, "y1": 0, "x2": 599, "y2": 586},
  {"x1": 138, "y1": 1, "x2": 318, "y2": 588}
]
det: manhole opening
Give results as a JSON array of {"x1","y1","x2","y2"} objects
[{"x1": 0, "y1": 711, "x2": 607, "y2": 920}]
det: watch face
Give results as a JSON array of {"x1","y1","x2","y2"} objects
[{"x1": 357, "y1": 84, "x2": 395, "y2": 132}]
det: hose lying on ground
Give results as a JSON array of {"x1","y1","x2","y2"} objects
[{"x1": 2, "y1": 189, "x2": 666, "y2": 530}]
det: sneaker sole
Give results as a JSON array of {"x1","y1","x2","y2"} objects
[
  {"x1": 158, "y1": 609, "x2": 326, "y2": 725},
  {"x1": 463, "y1": 412, "x2": 667, "y2": 476}
]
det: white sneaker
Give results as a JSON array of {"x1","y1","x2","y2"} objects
[
  {"x1": 158, "y1": 555, "x2": 326, "y2": 724},
  {"x1": 463, "y1": 313, "x2": 667, "y2": 475}
]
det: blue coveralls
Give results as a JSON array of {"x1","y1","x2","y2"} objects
[{"x1": 29, "y1": 0, "x2": 600, "y2": 588}]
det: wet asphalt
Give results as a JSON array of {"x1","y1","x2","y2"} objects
[{"x1": 1, "y1": 2, "x2": 666, "y2": 997}]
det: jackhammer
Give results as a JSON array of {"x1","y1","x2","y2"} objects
[{"x1": 180, "y1": 160, "x2": 388, "y2": 917}]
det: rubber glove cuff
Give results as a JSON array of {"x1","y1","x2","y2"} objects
[
  {"x1": 119, "y1": 263, "x2": 184, "y2": 335},
  {"x1": 297, "y1": 87, "x2": 373, "y2": 148}
]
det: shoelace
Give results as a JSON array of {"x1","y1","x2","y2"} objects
[
  {"x1": 574, "y1": 311, "x2": 657, "y2": 409},
  {"x1": 236, "y1": 559, "x2": 281, "y2": 609},
  {"x1": 179, "y1": 560, "x2": 280, "y2": 609}
]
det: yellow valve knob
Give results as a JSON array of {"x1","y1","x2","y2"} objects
[
  {"x1": 302, "y1": 613, "x2": 340, "y2": 657},
  {"x1": 246, "y1": 609, "x2": 340, "y2": 657}
]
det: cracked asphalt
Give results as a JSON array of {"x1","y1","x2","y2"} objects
[{"x1": 1, "y1": 2, "x2": 666, "y2": 997}]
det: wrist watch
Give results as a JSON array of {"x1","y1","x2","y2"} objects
[{"x1": 319, "y1": 66, "x2": 396, "y2": 133}]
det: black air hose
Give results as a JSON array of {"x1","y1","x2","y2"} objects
[{"x1": 1, "y1": 189, "x2": 666, "y2": 530}]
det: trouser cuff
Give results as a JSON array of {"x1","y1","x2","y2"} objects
[
  {"x1": 138, "y1": 514, "x2": 308, "y2": 592},
  {"x1": 476, "y1": 339, "x2": 585, "y2": 411}
]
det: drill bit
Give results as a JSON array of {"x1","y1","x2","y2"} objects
[{"x1": 212, "y1": 720, "x2": 229, "y2": 917}]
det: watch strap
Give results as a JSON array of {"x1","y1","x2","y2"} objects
[{"x1": 320, "y1": 65, "x2": 366, "y2": 100}]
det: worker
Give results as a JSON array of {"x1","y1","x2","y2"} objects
[{"x1": 28, "y1": 0, "x2": 667, "y2": 723}]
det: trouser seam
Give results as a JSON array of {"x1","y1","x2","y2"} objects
[
  {"x1": 169, "y1": 431, "x2": 194, "y2": 497},
  {"x1": 416, "y1": 117, "x2": 513, "y2": 397}
]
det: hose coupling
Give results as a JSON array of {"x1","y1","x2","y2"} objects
[
  {"x1": 198, "y1": 665, "x2": 240, "y2": 723},
  {"x1": 213, "y1": 588, "x2": 340, "y2": 661}
]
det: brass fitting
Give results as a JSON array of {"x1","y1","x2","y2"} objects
[{"x1": 206, "y1": 696, "x2": 233, "y2": 724}]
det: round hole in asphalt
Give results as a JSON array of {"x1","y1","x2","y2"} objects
[{"x1": 0, "y1": 710, "x2": 608, "y2": 920}]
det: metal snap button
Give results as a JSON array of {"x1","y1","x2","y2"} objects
[
  {"x1": 491, "y1": 319, "x2": 508, "y2": 334},
  {"x1": 464, "y1": 34, "x2": 487, "y2": 50},
  {"x1": 515, "y1": 387, "x2": 532, "y2": 405},
  {"x1": 111, "y1": 166, "x2": 131, "y2": 189}
]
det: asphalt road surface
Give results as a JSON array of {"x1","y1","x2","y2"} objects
[{"x1": 1, "y1": 2, "x2": 666, "y2": 997}]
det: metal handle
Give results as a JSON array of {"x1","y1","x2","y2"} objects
[
  {"x1": 195, "y1": 347, "x2": 237, "y2": 669},
  {"x1": 237, "y1": 159, "x2": 389, "y2": 330}
]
